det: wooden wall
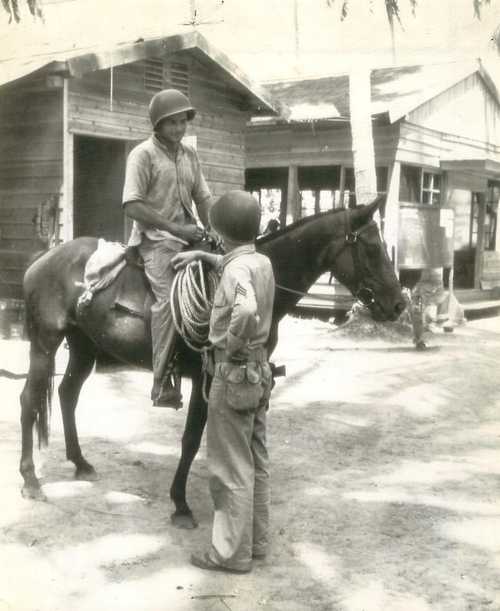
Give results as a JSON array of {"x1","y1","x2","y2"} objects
[
  {"x1": 246, "y1": 122, "x2": 400, "y2": 169},
  {"x1": 67, "y1": 51, "x2": 251, "y2": 201},
  {"x1": 0, "y1": 80, "x2": 63, "y2": 299},
  {"x1": 189, "y1": 55, "x2": 250, "y2": 198},
  {"x1": 408, "y1": 73, "x2": 500, "y2": 146},
  {"x1": 397, "y1": 121, "x2": 500, "y2": 168}
]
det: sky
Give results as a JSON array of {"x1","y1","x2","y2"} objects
[{"x1": 1, "y1": 0, "x2": 500, "y2": 82}]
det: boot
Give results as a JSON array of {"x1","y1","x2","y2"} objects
[{"x1": 152, "y1": 367, "x2": 182, "y2": 409}]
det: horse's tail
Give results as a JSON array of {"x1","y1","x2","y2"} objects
[
  {"x1": 36, "y1": 355, "x2": 54, "y2": 449},
  {"x1": 22, "y1": 292, "x2": 55, "y2": 449}
]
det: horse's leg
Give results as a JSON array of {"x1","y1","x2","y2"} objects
[
  {"x1": 20, "y1": 334, "x2": 62, "y2": 499},
  {"x1": 170, "y1": 370, "x2": 208, "y2": 529},
  {"x1": 58, "y1": 329, "x2": 98, "y2": 480}
]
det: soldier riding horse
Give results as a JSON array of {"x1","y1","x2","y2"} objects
[{"x1": 19, "y1": 196, "x2": 404, "y2": 529}]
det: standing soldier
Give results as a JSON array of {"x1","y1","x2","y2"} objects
[
  {"x1": 172, "y1": 190, "x2": 275, "y2": 573},
  {"x1": 122, "y1": 89, "x2": 213, "y2": 407}
]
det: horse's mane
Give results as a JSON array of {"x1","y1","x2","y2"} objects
[{"x1": 256, "y1": 206, "x2": 347, "y2": 245}]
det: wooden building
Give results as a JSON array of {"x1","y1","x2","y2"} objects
[
  {"x1": 246, "y1": 61, "x2": 500, "y2": 293},
  {"x1": 0, "y1": 31, "x2": 276, "y2": 301}
]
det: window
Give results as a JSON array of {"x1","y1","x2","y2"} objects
[
  {"x1": 485, "y1": 181, "x2": 499, "y2": 251},
  {"x1": 470, "y1": 193, "x2": 480, "y2": 248},
  {"x1": 422, "y1": 172, "x2": 441, "y2": 205},
  {"x1": 399, "y1": 164, "x2": 441, "y2": 205}
]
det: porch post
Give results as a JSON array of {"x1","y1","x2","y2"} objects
[
  {"x1": 349, "y1": 68, "x2": 377, "y2": 206},
  {"x1": 474, "y1": 192, "x2": 486, "y2": 288},
  {"x1": 287, "y1": 164, "x2": 300, "y2": 222}
]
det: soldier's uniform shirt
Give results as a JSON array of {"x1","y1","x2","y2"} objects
[
  {"x1": 205, "y1": 243, "x2": 276, "y2": 573},
  {"x1": 209, "y1": 244, "x2": 275, "y2": 358},
  {"x1": 122, "y1": 134, "x2": 211, "y2": 247}
]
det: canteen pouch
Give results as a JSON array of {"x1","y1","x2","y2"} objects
[{"x1": 218, "y1": 362, "x2": 272, "y2": 412}]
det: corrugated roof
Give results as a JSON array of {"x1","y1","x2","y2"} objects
[
  {"x1": 255, "y1": 60, "x2": 492, "y2": 124},
  {"x1": 0, "y1": 31, "x2": 278, "y2": 114}
]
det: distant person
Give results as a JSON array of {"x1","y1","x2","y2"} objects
[{"x1": 263, "y1": 218, "x2": 280, "y2": 235}]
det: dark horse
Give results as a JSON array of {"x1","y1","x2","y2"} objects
[{"x1": 20, "y1": 197, "x2": 404, "y2": 528}]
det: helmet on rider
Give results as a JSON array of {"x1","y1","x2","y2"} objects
[
  {"x1": 209, "y1": 190, "x2": 261, "y2": 243},
  {"x1": 149, "y1": 89, "x2": 196, "y2": 129}
]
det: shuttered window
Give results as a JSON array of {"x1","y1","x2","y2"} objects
[{"x1": 144, "y1": 59, "x2": 190, "y2": 96}]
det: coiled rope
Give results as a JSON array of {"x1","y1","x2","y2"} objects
[
  {"x1": 170, "y1": 260, "x2": 219, "y2": 402},
  {"x1": 170, "y1": 260, "x2": 219, "y2": 352}
]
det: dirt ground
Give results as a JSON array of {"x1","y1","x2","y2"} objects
[{"x1": 0, "y1": 313, "x2": 499, "y2": 611}]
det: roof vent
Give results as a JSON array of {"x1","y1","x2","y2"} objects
[
  {"x1": 144, "y1": 59, "x2": 189, "y2": 96},
  {"x1": 144, "y1": 58, "x2": 164, "y2": 93},
  {"x1": 165, "y1": 62, "x2": 190, "y2": 97}
]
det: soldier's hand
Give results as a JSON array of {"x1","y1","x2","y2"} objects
[
  {"x1": 177, "y1": 224, "x2": 205, "y2": 244},
  {"x1": 171, "y1": 251, "x2": 203, "y2": 271}
]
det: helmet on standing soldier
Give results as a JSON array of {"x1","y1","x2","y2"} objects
[
  {"x1": 209, "y1": 190, "x2": 262, "y2": 243},
  {"x1": 149, "y1": 89, "x2": 196, "y2": 129}
]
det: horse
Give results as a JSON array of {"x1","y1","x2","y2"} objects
[{"x1": 19, "y1": 196, "x2": 405, "y2": 528}]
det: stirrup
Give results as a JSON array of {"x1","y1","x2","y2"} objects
[{"x1": 153, "y1": 364, "x2": 182, "y2": 408}]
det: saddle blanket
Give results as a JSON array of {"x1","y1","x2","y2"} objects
[{"x1": 77, "y1": 239, "x2": 127, "y2": 308}]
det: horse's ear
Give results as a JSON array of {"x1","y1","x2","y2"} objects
[{"x1": 351, "y1": 194, "x2": 385, "y2": 229}]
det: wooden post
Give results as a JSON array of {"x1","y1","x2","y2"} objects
[
  {"x1": 287, "y1": 164, "x2": 299, "y2": 222},
  {"x1": 474, "y1": 192, "x2": 486, "y2": 289},
  {"x1": 349, "y1": 68, "x2": 377, "y2": 206},
  {"x1": 338, "y1": 165, "x2": 346, "y2": 208}
]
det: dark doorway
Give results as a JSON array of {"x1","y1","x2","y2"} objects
[{"x1": 74, "y1": 136, "x2": 127, "y2": 243}]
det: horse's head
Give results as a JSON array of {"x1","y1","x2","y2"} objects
[{"x1": 323, "y1": 197, "x2": 405, "y2": 322}]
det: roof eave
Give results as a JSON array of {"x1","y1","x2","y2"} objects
[{"x1": 61, "y1": 31, "x2": 278, "y2": 115}]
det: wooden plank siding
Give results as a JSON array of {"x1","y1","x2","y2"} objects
[
  {"x1": 397, "y1": 121, "x2": 500, "y2": 168},
  {"x1": 408, "y1": 73, "x2": 500, "y2": 146},
  {"x1": 0, "y1": 86, "x2": 63, "y2": 298},
  {"x1": 246, "y1": 122, "x2": 399, "y2": 169},
  {"x1": 67, "y1": 52, "x2": 250, "y2": 204}
]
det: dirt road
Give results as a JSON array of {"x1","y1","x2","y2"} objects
[{"x1": 0, "y1": 315, "x2": 499, "y2": 611}]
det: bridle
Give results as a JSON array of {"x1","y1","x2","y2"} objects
[
  {"x1": 275, "y1": 210, "x2": 377, "y2": 308},
  {"x1": 332, "y1": 211, "x2": 377, "y2": 307}
]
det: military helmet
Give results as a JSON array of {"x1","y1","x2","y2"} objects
[
  {"x1": 209, "y1": 190, "x2": 262, "y2": 243},
  {"x1": 149, "y1": 89, "x2": 196, "y2": 128}
]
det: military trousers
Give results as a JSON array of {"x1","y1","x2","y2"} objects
[
  {"x1": 207, "y1": 361, "x2": 272, "y2": 572},
  {"x1": 138, "y1": 237, "x2": 184, "y2": 386}
]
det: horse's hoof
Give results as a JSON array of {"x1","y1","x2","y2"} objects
[
  {"x1": 171, "y1": 511, "x2": 198, "y2": 530},
  {"x1": 21, "y1": 485, "x2": 46, "y2": 501},
  {"x1": 75, "y1": 465, "x2": 98, "y2": 482}
]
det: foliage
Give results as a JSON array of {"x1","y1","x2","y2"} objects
[
  {"x1": 326, "y1": 0, "x2": 498, "y2": 52},
  {"x1": 327, "y1": 0, "x2": 491, "y2": 25},
  {"x1": 2, "y1": 0, "x2": 43, "y2": 23},
  {"x1": 327, "y1": 0, "x2": 417, "y2": 24}
]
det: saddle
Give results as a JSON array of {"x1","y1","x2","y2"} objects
[
  {"x1": 78, "y1": 238, "x2": 221, "y2": 320},
  {"x1": 113, "y1": 240, "x2": 220, "y2": 318}
]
